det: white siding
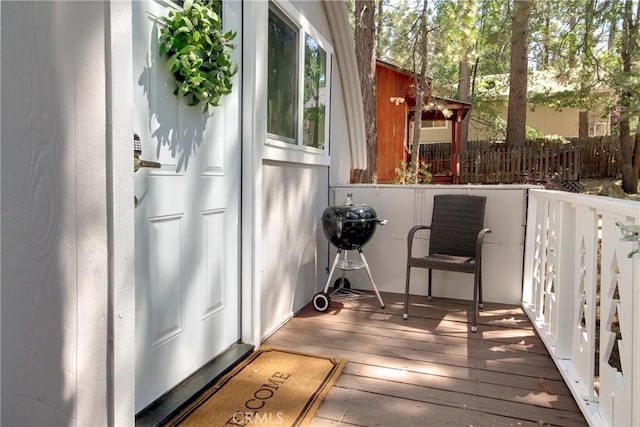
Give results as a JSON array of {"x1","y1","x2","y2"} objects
[
  {"x1": 1, "y1": 1, "x2": 358, "y2": 423},
  {"x1": 261, "y1": 163, "x2": 330, "y2": 338},
  {"x1": 1, "y1": 2, "x2": 110, "y2": 425},
  {"x1": 256, "y1": 0, "x2": 352, "y2": 338},
  {"x1": 467, "y1": 104, "x2": 581, "y2": 141}
]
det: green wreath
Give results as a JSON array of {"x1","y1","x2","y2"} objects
[{"x1": 159, "y1": 0, "x2": 237, "y2": 109}]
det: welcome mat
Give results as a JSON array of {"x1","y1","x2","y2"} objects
[{"x1": 166, "y1": 347, "x2": 346, "y2": 426}]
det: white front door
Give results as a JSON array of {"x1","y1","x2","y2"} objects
[{"x1": 132, "y1": 0, "x2": 242, "y2": 412}]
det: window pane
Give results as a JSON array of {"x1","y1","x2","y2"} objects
[
  {"x1": 421, "y1": 120, "x2": 447, "y2": 129},
  {"x1": 303, "y1": 35, "x2": 327, "y2": 149},
  {"x1": 267, "y1": 9, "x2": 298, "y2": 142}
]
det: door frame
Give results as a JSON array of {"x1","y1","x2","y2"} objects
[{"x1": 106, "y1": 1, "x2": 260, "y2": 423}]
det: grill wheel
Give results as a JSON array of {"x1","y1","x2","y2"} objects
[
  {"x1": 312, "y1": 292, "x2": 331, "y2": 312},
  {"x1": 333, "y1": 278, "x2": 351, "y2": 290}
]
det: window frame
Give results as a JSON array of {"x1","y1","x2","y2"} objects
[
  {"x1": 420, "y1": 119, "x2": 448, "y2": 130},
  {"x1": 265, "y1": 1, "x2": 333, "y2": 165}
]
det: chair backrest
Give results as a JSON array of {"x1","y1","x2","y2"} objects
[{"x1": 429, "y1": 194, "x2": 487, "y2": 258}]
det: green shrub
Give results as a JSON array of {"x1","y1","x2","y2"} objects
[{"x1": 391, "y1": 160, "x2": 433, "y2": 184}]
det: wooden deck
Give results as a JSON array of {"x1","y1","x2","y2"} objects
[{"x1": 263, "y1": 292, "x2": 587, "y2": 427}]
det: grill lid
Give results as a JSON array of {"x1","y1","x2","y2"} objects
[
  {"x1": 321, "y1": 194, "x2": 383, "y2": 250},
  {"x1": 321, "y1": 204, "x2": 378, "y2": 223}
]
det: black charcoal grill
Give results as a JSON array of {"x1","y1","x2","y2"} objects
[
  {"x1": 313, "y1": 194, "x2": 387, "y2": 312},
  {"x1": 321, "y1": 203, "x2": 379, "y2": 250}
]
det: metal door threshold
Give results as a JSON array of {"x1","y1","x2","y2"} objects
[{"x1": 136, "y1": 342, "x2": 254, "y2": 426}]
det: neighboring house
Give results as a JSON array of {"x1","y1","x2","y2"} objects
[
  {"x1": 375, "y1": 60, "x2": 471, "y2": 183},
  {"x1": 0, "y1": 1, "x2": 366, "y2": 424},
  {"x1": 463, "y1": 70, "x2": 612, "y2": 141}
]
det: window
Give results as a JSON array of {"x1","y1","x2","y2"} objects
[
  {"x1": 421, "y1": 120, "x2": 448, "y2": 130},
  {"x1": 267, "y1": 8, "x2": 298, "y2": 142},
  {"x1": 303, "y1": 35, "x2": 327, "y2": 149},
  {"x1": 590, "y1": 121, "x2": 609, "y2": 136},
  {"x1": 267, "y1": 2, "x2": 332, "y2": 157}
]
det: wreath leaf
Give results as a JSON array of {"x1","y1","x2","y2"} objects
[
  {"x1": 159, "y1": 0, "x2": 236, "y2": 110},
  {"x1": 166, "y1": 54, "x2": 179, "y2": 73},
  {"x1": 182, "y1": 16, "x2": 194, "y2": 31}
]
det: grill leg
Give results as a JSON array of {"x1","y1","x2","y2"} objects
[
  {"x1": 323, "y1": 249, "x2": 342, "y2": 293},
  {"x1": 339, "y1": 251, "x2": 348, "y2": 285},
  {"x1": 358, "y1": 248, "x2": 385, "y2": 309}
]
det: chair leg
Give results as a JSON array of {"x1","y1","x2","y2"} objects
[
  {"x1": 403, "y1": 265, "x2": 411, "y2": 320},
  {"x1": 478, "y1": 264, "x2": 484, "y2": 309},
  {"x1": 471, "y1": 272, "x2": 480, "y2": 333},
  {"x1": 427, "y1": 269, "x2": 432, "y2": 301}
]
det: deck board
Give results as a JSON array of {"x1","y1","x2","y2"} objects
[{"x1": 263, "y1": 292, "x2": 587, "y2": 426}]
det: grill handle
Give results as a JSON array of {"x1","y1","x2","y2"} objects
[{"x1": 377, "y1": 219, "x2": 388, "y2": 225}]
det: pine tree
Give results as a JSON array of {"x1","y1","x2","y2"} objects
[
  {"x1": 354, "y1": 0, "x2": 377, "y2": 183},
  {"x1": 506, "y1": 0, "x2": 531, "y2": 147}
]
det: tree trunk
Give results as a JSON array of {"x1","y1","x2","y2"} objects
[
  {"x1": 457, "y1": 0, "x2": 475, "y2": 151},
  {"x1": 459, "y1": 58, "x2": 471, "y2": 150},
  {"x1": 620, "y1": 135, "x2": 637, "y2": 193},
  {"x1": 410, "y1": 0, "x2": 429, "y2": 184},
  {"x1": 354, "y1": 0, "x2": 377, "y2": 183},
  {"x1": 579, "y1": 111, "x2": 589, "y2": 138},
  {"x1": 619, "y1": 114, "x2": 638, "y2": 193},
  {"x1": 542, "y1": 13, "x2": 550, "y2": 67},
  {"x1": 619, "y1": 0, "x2": 639, "y2": 193},
  {"x1": 505, "y1": 0, "x2": 531, "y2": 147},
  {"x1": 633, "y1": 134, "x2": 640, "y2": 184},
  {"x1": 577, "y1": 1, "x2": 595, "y2": 141},
  {"x1": 376, "y1": 0, "x2": 384, "y2": 58},
  {"x1": 608, "y1": 6, "x2": 618, "y2": 52}
]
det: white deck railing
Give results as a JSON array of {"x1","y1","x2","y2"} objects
[{"x1": 522, "y1": 189, "x2": 640, "y2": 427}]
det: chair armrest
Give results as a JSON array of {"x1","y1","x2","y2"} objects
[
  {"x1": 407, "y1": 225, "x2": 431, "y2": 258},
  {"x1": 475, "y1": 228, "x2": 492, "y2": 261}
]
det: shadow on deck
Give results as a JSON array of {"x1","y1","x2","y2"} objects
[{"x1": 263, "y1": 292, "x2": 587, "y2": 426}]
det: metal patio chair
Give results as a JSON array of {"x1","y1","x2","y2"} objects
[{"x1": 403, "y1": 194, "x2": 491, "y2": 332}]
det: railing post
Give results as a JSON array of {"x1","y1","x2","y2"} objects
[
  {"x1": 543, "y1": 198, "x2": 560, "y2": 338},
  {"x1": 554, "y1": 200, "x2": 574, "y2": 358},
  {"x1": 634, "y1": 238, "x2": 640, "y2": 427},
  {"x1": 536, "y1": 198, "x2": 549, "y2": 322},
  {"x1": 522, "y1": 190, "x2": 537, "y2": 306},
  {"x1": 571, "y1": 205, "x2": 597, "y2": 402},
  {"x1": 599, "y1": 214, "x2": 637, "y2": 426},
  {"x1": 627, "y1": 216, "x2": 640, "y2": 427}
]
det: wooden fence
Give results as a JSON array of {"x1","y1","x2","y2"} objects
[
  {"x1": 418, "y1": 142, "x2": 451, "y2": 176},
  {"x1": 459, "y1": 145, "x2": 581, "y2": 184},
  {"x1": 568, "y1": 136, "x2": 620, "y2": 178},
  {"x1": 418, "y1": 136, "x2": 622, "y2": 184}
]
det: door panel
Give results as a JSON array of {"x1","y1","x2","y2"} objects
[
  {"x1": 202, "y1": 210, "x2": 227, "y2": 318},
  {"x1": 133, "y1": 0, "x2": 241, "y2": 412},
  {"x1": 149, "y1": 214, "x2": 184, "y2": 348}
]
